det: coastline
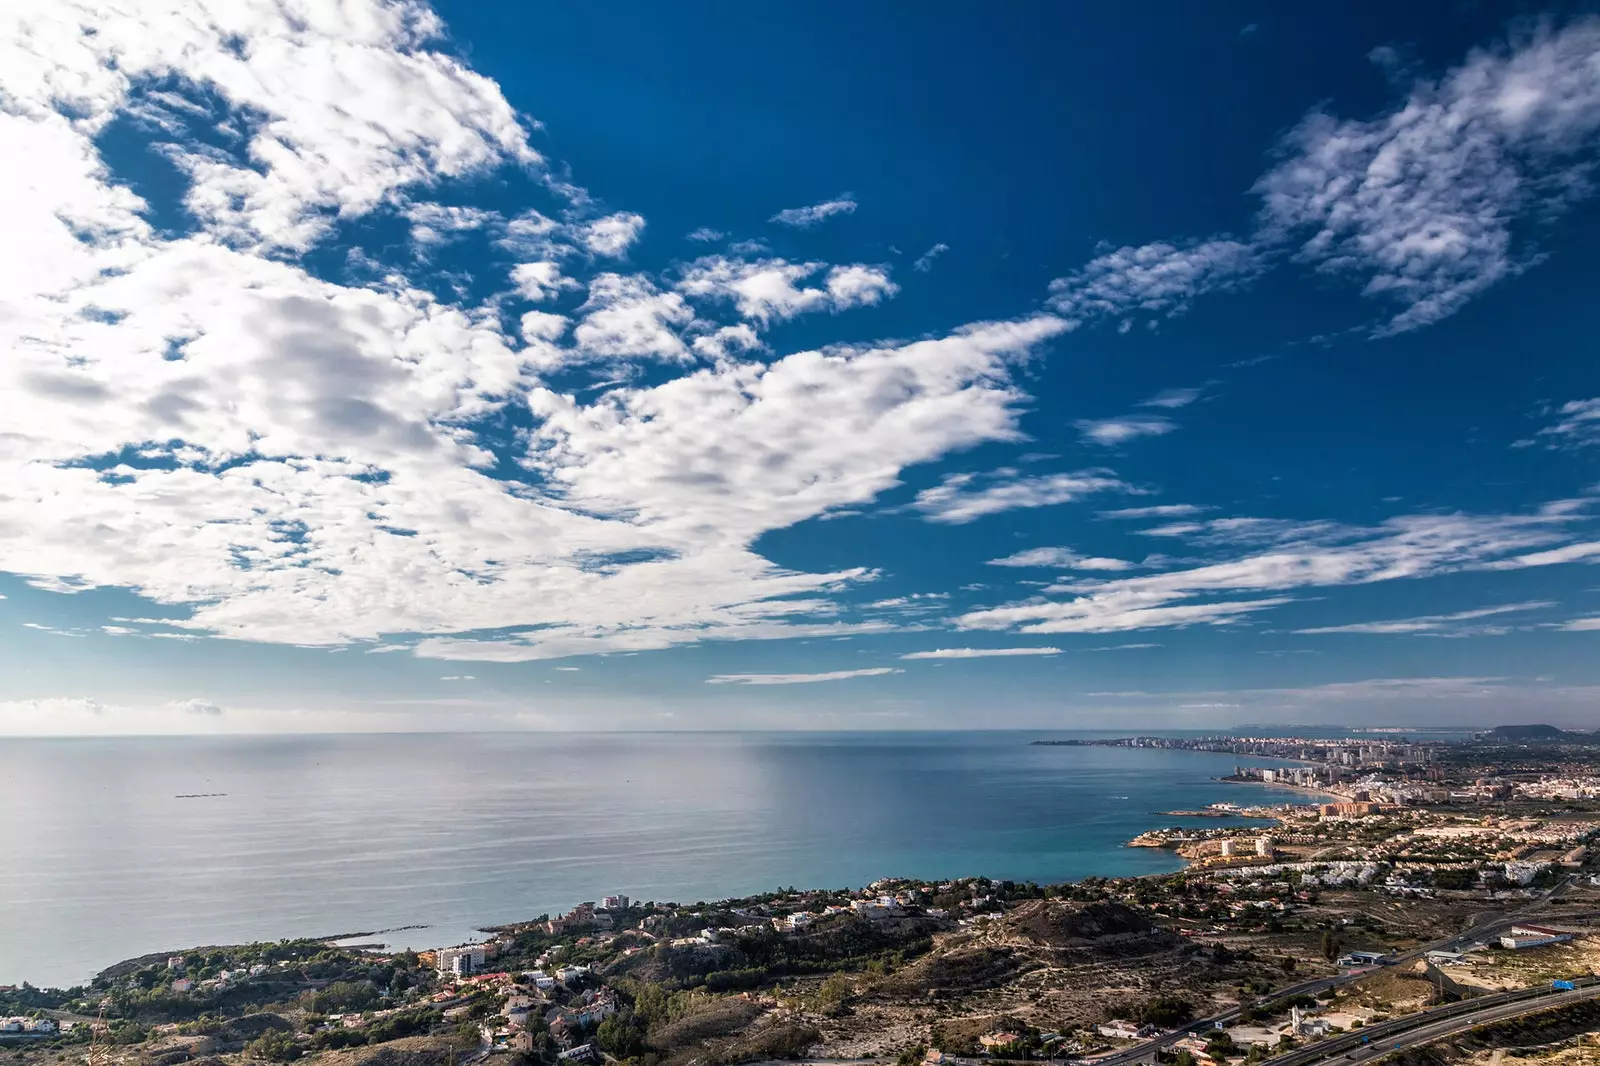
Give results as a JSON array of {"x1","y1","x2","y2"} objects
[{"x1": 1, "y1": 734, "x2": 1341, "y2": 988}]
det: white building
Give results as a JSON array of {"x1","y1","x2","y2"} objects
[
  {"x1": 437, "y1": 945, "x2": 487, "y2": 977},
  {"x1": 599, "y1": 895, "x2": 629, "y2": 911},
  {"x1": 1256, "y1": 836, "x2": 1274, "y2": 857}
]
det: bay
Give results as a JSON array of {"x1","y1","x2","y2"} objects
[{"x1": 0, "y1": 731, "x2": 1320, "y2": 987}]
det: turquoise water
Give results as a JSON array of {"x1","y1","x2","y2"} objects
[{"x1": 0, "y1": 732, "x2": 1317, "y2": 987}]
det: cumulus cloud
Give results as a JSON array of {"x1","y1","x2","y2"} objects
[
  {"x1": 510, "y1": 261, "x2": 572, "y2": 302},
  {"x1": 0, "y1": 0, "x2": 1094, "y2": 670},
  {"x1": 899, "y1": 647, "x2": 1061, "y2": 659},
  {"x1": 706, "y1": 667, "x2": 900, "y2": 685},
  {"x1": 568, "y1": 273, "x2": 695, "y2": 363},
  {"x1": 913, "y1": 469, "x2": 1134, "y2": 525},
  {"x1": 1075, "y1": 415, "x2": 1178, "y2": 446},
  {"x1": 581, "y1": 212, "x2": 646, "y2": 257},
  {"x1": 770, "y1": 196, "x2": 857, "y2": 227},
  {"x1": 0, "y1": 0, "x2": 540, "y2": 253},
  {"x1": 677, "y1": 256, "x2": 896, "y2": 326}
]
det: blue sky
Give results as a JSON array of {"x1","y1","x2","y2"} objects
[{"x1": 2, "y1": 0, "x2": 1599, "y2": 733}]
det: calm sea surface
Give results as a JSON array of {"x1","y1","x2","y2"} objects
[{"x1": 0, "y1": 731, "x2": 1323, "y2": 987}]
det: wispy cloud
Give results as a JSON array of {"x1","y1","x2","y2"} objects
[
  {"x1": 986, "y1": 547, "x2": 1135, "y2": 570},
  {"x1": 914, "y1": 470, "x2": 1135, "y2": 525},
  {"x1": 1099, "y1": 504, "x2": 1207, "y2": 520},
  {"x1": 1075, "y1": 415, "x2": 1177, "y2": 446},
  {"x1": 913, "y1": 243, "x2": 949, "y2": 272},
  {"x1": 706, "y1": 667, "x2": 901, "y2": 685},
  {"x1": 899, "y1": 647, "x2": 1061, "y2": 660},
  {"x1": 1294, "y1": 600, "x2": 1554, "y2": 636},
  {"x1": 1255, "y1": 18, "x2": 1600, "y2": 334},
  {"x1": 958, "y1": 506, "x2": 1598, "y2": 635},
  {"x1": 770, "y1": 196, "x2": 858, "y2": 228},
  {"x1": 1530, "y1": 398, "x2": 1600, "y2": 450},
  {"x1": 1139, "y1": 387, "x2": 1204, "y2": 409},
  {"x1": 686, "y1": 226, "x2": 724, "y2": 242},
  {"x1": 1047, "y1": 239, "x2": 1261, "y2": 325}
]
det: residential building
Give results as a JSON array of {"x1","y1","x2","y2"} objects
[
  {"x1": 600, "y1": 895, "x2": 629, "y2": 911},
  {"x1": 170, "y1": 978, "x2": 194, "y2": 993},
  {"x1": 437, "y1": 945, "x2": 487, "y2": 977},
  {"x1": 558, "y1": 1044, "x2": 597, "y2": 1062}
]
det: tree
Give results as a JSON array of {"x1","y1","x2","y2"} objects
[
  {"x1": 1321, "y1": 931, "x2": 1340, "y2": 961},
  {"x1": 245, "y1": 1030, "x2": 302, "y2": 1062}
]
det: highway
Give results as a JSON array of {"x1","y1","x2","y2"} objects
[
  {"x1": 1265, "y1": 982, "x2": 1600, "y2": 1066},
  {"x1": 1092, "y1": 879, "x2": 1579, "y2": 1066}
]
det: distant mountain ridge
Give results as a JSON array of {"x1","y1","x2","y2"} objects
[{"x1": 1482, "y1": 724, "x2": 1598, "y2": 742}]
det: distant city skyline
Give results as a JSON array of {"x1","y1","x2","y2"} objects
[{"x1": 1, "y1": 2, "x2": 1598, "y2": 733}]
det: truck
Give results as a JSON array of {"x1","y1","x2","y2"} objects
[{"x1": 1553, "y1": 979, "x2": 1576, "y2": 991}]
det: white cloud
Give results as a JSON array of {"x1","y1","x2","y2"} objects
[
  {"x1": 0, "y1": 0, "x2": 1094, "y2": 670},
  {"x1": 1560, "y1": 617, "x2": 1600, "y2": 631},
  {"x1": 1294, "y1": 600, "x2": 1554, "y2": 635},
  {"x1": 1139, "y1": 387, "x2": 1203, "y2": 409},
  {"x1": 1047, "y1": 239, "x2": 1260, "y2": 323},
  {"x1": 439, "y1": 674, "x2": 475, "y2": 680},
  {"x1": 581, "y1": 212, "x2": 646, "y2": 257},
  {"x1": 1255, "y1": 18, "x2": 1600, "y2": 334},
  {"x1": 404, "y1": 202, "x2": 496, "y2": 247},
  {"x1": 510, "y1": 261, "x2": 571, "y2": 302},
  {"x1": 677, "y1": 256, "x2": 896, "y2": 326},
  {"x1": 1075, "y1": 415, "x2": 1178, "y2": 446},
  {"x1": 706, "y1": 667, "x2": 900, "y2": 685},
  {"x1": 691, "y1": 323, "x2": 764, "y2": 361},
  {"x1": 913, "y1": 469, "x2": 1134, "y2": 525},
  {"x1": 1099, "y1": 504, "x2": 1207, "y2": 520},
  {"x1": 568, "y1": 272, "x2": 695, "y2": 364},
  {"x1": 686, "y1": 227, "x2": 724, "y2": 242},
  {"x1": 770, "y1": 196, "x2": 857, "y2": 228},
  {"x1": 0, "y1": 0, "x2": 540, "y2": 252},
  {"x1": 520, "y1": 310, "x2": 569, "y2": 343},
  {"x1": 958, "y1": 507, "x2": 1597, "y2": 636},
  {"x1": 986, "y1": 547, "x2": 1134, "y2": 570},
  {"x1": 1534, "y1": 398, "x2": 1600, "y2": 449},
  {"x1": 899, "y1": 647, "x2": 1061, "y2": 659},
  {"x1": 913, "y1": 243, "x2": 949, "y2": 272}
]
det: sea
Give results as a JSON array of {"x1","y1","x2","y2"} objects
[{"x1": 0, "y1": 730, "x2": 1342, "y2": 989}]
